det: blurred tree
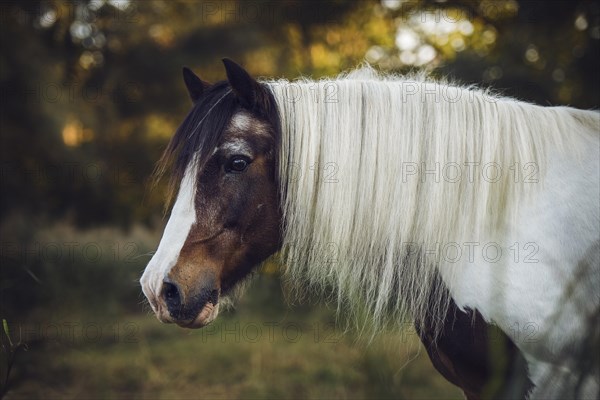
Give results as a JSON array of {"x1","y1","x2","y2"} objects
[
  {"x1": 374, "y1": 0, "x2": 600, "y2": 107},
  {"x1": 0, "y1": 0, "x2": 597, "y2": 227}
]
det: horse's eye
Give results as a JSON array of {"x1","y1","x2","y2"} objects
[{"x1": 226, "y1": 156, "x2": 250, "y2": 173}]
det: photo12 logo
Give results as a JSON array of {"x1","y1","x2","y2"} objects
[
  {"x1": 401, "y1": 162, "x2": 539, "y2": 184},
  {"x1": 21, "y1": 81, "x2": 142, "y2": 104},
  {"x1": 0, "y1": 161, "x2": 142, "y2": 187},
  {"x1": 197, "y1": 321, "x2": 341, "y2": 344},
  {"x1": 404, "y1": 241, "x2": 540, "y2": 265},
  {"x1": 0, "y1": 240, "x2": 143, "y2": 264},
  {"x1": 18, "y1": 321, "x2": 139, "y2": 345}
]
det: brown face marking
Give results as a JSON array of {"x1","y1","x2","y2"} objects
[{"x1": 166, "y1": 110, "x2": 282, "y2": 319}]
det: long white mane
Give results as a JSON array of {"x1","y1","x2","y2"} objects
[{"x1": 264, "y1": 66, "x2": 597, "y2": 335}]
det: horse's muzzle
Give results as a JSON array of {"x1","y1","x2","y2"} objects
[{"x1": 158, "y1": 279, "x2": 220, "y2": 328}]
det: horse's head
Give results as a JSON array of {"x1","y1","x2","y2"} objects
[{"x1": 140, "y1": 60, "x2": 282, "y2": 328}]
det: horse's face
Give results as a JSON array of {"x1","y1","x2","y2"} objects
[{"x1": 140, "y1": 60, "x2": 281, "y2": 328}]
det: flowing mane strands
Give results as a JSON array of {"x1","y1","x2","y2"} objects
[{"x1": 264, "y1": 66, "x2": 595, "y2": 336}]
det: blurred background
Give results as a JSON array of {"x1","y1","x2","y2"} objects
[{"x1": 0, "y1": 0, "x2": 598, "y2": 398}]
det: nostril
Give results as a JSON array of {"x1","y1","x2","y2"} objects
[
  {"x1": 163, "y1": 282, "x2": 178, "y2": 300},
  {"x1": 162, "y1": 281, "x2": 181, "y2": 312}
]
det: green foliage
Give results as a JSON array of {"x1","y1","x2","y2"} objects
[
  {"x1": 1, "y1": 0, "x2": 598, "y2": 227},
  {"x1": 0, "y1": 319, "x2": 28, "y2": 399},
  {"x1": 0, "y1": 215, "x2": 159, "y2": 320}
]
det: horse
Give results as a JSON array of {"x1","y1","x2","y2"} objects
[{"x1": 140, "y1": 59, "x2": 600, "y2": 399}]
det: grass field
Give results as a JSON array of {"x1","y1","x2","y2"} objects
[
  {"x1": 0, "y1": 221, "x2": 463, "y2": 399},
  {"x1": 2, "y1": 279, "x2": 463, "y2": 400}
]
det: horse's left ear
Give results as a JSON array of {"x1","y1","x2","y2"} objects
[
  {"x1": 222, "y1": 58, "x2": 266, "y2": 110},
  {"x1": 182, "y1": 67, "x2": 210, "y2": 103}
]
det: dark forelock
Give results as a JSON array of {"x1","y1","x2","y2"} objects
[
  {"x1": 154, "y1": 81, "x2": 237, "y2": 204},
  {"x1": 153, "y1": 80, "x2": 281, "y2": 206}
]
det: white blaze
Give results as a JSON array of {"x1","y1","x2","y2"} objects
[{"x1": 140, "y1": 164, "x2": 197, "y2": 310}]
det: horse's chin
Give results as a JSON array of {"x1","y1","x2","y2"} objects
[{"x1": 177, "y1": 302, "x2": 220, "y2": 329}]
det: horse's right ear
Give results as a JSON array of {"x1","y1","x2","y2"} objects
[{"x1": 182, "y1": 67, "x2": 210, "y2": 102}]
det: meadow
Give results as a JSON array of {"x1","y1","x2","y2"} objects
[{"x1": 0, "y1": 219, "x2": 462, "y2": 399}]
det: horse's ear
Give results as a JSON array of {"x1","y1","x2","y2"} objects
[
  {"x1": 222, "y1": 58, "x2": 264, "y2": 110},
  {"x1": 182, "y1": 67, "x2": 210, "y2": 102}
]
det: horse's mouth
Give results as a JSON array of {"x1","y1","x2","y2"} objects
[
  {"x1": 176, "y1": 301, "x2": 220, "y2": 329},
  {"x1": 152, "y1": 289, "x2": 221, "y2": 329}
]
